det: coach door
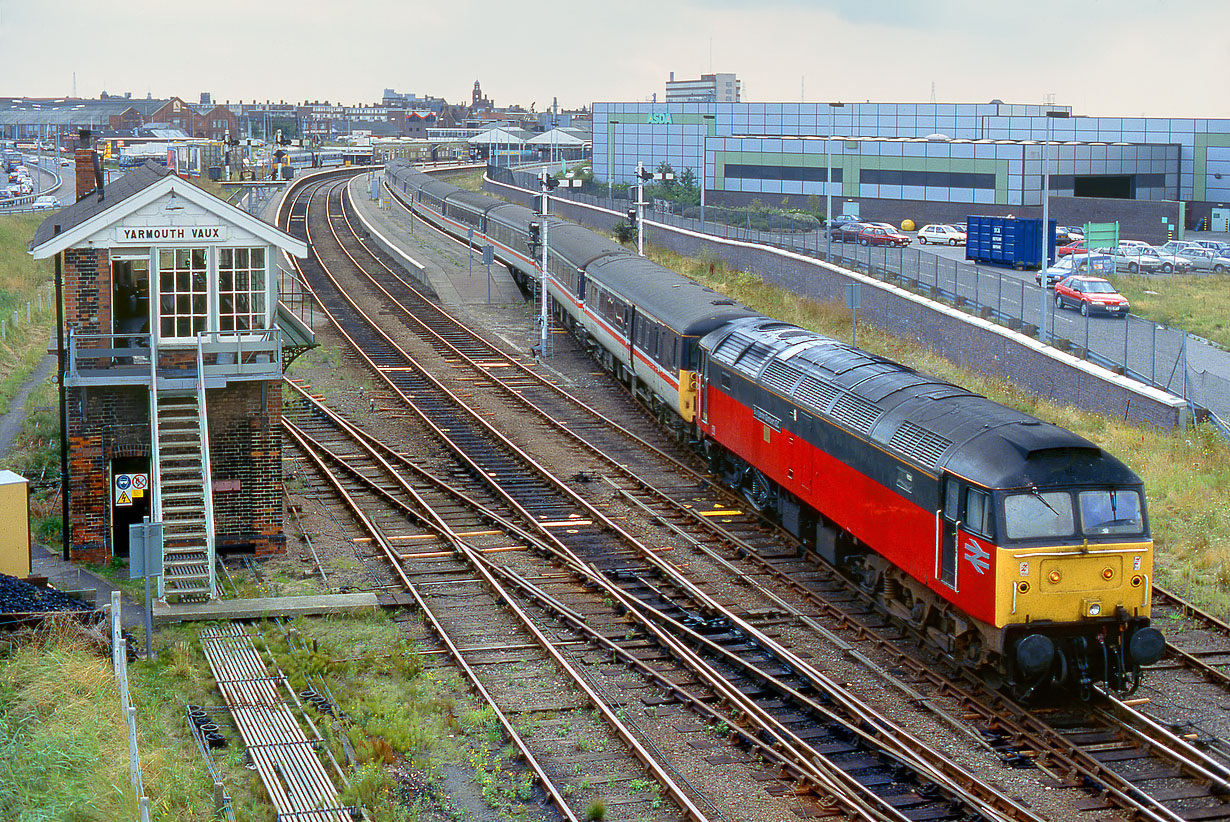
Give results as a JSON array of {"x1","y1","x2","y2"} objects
[{"x1": 938, "y1": 475, "x2": 960, "y2": 588}]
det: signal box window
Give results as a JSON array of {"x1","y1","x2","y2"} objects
[
  {"x1": 218, "y1": 247, "x2": 267, "y2": 332},
  {"x1": 159, "y1": 249, "x2": 208, "y2": 340}
]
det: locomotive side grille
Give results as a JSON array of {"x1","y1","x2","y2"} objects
[
  {"x1": 762, "y1": 360, "x2": 802, "y2": 395},
  {"x1": 889, "y1": 421, "x2": 952, "y2": 467},
  {"x1": 830, "y1": 393, "x2": 883, "y2": 434},
  {"x1": 795, "y1": 376, "x2": 840, "y2": 414},
  {"x1": 736, "y1": 341, "x2": 775, "y2": 373}
]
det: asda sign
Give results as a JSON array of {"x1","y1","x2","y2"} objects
[{"x1": 647, "y1": 112, "x2": 673, "y2": 125}]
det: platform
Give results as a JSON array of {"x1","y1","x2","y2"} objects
[
  {"x1": 345, "y1": 172, "x2": 526, "y2": 308},
  {"x1": 152, "y1": 592, "x2": 378, "y2": 624}
]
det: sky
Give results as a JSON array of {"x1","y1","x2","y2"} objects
[{"x1": 2, "y1": 0, "x2": 1228, "y2": 118}]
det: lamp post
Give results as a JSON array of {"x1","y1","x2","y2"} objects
[
  {"x1": 1039, "y1": 109, "x2": 1070, "y2": 344},
  {"x1": 825, "y1": 102, "x2": 845, "y2": 263}
]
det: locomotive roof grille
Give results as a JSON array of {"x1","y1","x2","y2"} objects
[
  {"x1": 829, "y1": 392, "x2": 883, "y2": 434},
  {"x1": 736, "y1": 341, "x2": 776, "y2": 373},
  {"x1": 889, "y1": 420, "x2": 953, "y2": 468},
  {"x1": 712, "y1": 330, "x2": 755, "y2": 365},
  {"x1": 795, "y1": 376, "x2": 840, "y2": 415},
  {"x1": 762, "y1": 360, "x2": 803, "y2": 395}
]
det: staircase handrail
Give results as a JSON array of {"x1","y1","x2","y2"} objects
[
  {"x1": 149, "y1": 335, "x2": 163, "y2": 599},
  {"x1": 196, "y1": 334, "x2": 218, "y2": 599}
]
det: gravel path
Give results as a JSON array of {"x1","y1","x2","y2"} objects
[{"x1": 0, "y1": 352, "x2": 54, "y2": 460}]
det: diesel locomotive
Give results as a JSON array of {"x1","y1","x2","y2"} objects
[{"x1": 384, "y1": 160, "x2": 1165, "y2": 697}]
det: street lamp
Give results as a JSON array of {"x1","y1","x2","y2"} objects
[
  {"x1": 825, "y1": 102, "x2": 845, "y2": 263},
  {"x1": 1039, "y1": 109, "x2": 1070, "y2": 344}
]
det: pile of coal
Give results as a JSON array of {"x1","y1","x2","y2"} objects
[{"x1": 0, "y1": 574, "x2": 93, "y2": 614}]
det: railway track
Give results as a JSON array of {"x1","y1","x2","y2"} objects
[
  {"x1": 277, "y1": 168, "x2": 1230, "y2": 822},
  {"x1": 280, "y1": 172, "x2": 1048, "y2": 821}
]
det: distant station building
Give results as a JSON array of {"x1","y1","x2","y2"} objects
[{"x1": 29, "y1": 133, "x2": 310, "y2": 600}]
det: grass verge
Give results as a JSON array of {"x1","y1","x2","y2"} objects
[
  {"x1": 1110, "y1": 272, "x2": 1230, "y2": 348},
  {"x1": 0, "y1": 213, "x2": 56, "y2": 420},
  {"x1": 648, "y1": 245, "x2": 1230, "y2": 614}
]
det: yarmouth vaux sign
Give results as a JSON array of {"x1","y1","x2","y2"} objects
[{"x1": 118, "y1": 226, "x2": 227, "y2": 242}]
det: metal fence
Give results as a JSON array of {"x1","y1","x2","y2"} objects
[
  {"x1": 489, "y1": 165, "x2": 1229, "y2": 429},
  {"x1": 110, "y1": 591, "x2": 152, "y2": 822}
]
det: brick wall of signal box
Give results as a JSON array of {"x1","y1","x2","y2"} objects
[{"x1": 206, "y1": 380, "x2": 284, "y2": 556}]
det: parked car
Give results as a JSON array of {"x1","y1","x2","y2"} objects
[
  {"x1": 1036, "y1": 253, "x2": 1113, "y2": 287},
  {"x1": 1096, "y1": 244, "x2": 1190, "y2": 274},
  {"x1": 826, "y1": 214, "x2": 864, "y2": 231},
  {"x1": 1053, "y1": 275, "x2": 1131, "y2": 317},
  {"x1": 857, "y1": 225, "x2": 911, "y2": 247},
  {"x1": 1190, "y1": 239, "x2": 1230, "y2": 254},
  {"x1": 1056, "y1": 239, "x2": 1086, "y2": 257},
  {"x1": 1172, "y1": 246, "x2": 1230, "y2": 273},
  {"x1": 917, "y1": 224, "x2": 967, "y2": 245},
  {"x1": 829, "y1": 221, "x2": 867, "y2": 243},
  {"x1": 1055, "y1": 225, "x2": 1084, "y2": 244}
]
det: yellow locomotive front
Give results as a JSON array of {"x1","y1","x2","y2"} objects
[{"x1": 994, "y1": 485, "x2": 1164, "y2": 699}]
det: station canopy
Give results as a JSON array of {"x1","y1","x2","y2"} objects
[
  {"x1": 467, "y1": 127, "x2": 531, "y2": 146},
  {"x1": 525, "y1": 128, "x2": 589, "y2": 147}
]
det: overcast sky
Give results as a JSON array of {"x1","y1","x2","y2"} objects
[{"x1": 4, "y1": 0, "x2": 1227, "y2": 118}]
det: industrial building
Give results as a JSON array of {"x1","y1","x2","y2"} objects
[{"x1": 593, "y1": 101, "x2": 1230, "y2": 232}]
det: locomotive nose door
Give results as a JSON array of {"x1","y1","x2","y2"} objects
[{"x1": 938, "y1": 475, "x2": 960, "y2": 588}]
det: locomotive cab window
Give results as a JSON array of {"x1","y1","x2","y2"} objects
[
  {"x1": 964, "y1": 488, "x2": 993, "y2": 538},
  {"x1": 1003, "y1": 491, "x2": 1075, "y2": 540},
  {"x1": 1078, "y1": 489, "x2": 1145, "y2": 536}
]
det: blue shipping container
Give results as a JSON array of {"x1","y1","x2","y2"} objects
[{"x1": 965, "y1": 216, "x2": 1057, "y2": 269}]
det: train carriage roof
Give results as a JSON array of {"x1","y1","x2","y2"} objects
[
  {"x1": 445, "y1": 188, "x2": 508, "y2": 217},
  {"x1": 702, "y1": 318, "x2": 1140, "y2": 488},
  {"x1": 585, "y1": 254, "x2": 760, "y2": 336},
  {"x1": 548, "y1": 222, "x2": 636, "y2": 272}
]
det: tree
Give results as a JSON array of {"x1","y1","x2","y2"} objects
[{"x1": 656, "y1": 160, "x2": 676, "y2": 190}]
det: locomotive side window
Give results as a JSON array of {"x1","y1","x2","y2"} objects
[
  {"x1": 965, "y1": 489, "x2": 993, "y2": 538},
  {"x1": 1078, "y1": 490, "x2": 1144, "y2": 536},
  {"x1": 944, "y1": 480, "x2": 960, "y2": 520},
  {"x1": 1003, "y1": 491, "x2": 1075, "y2": 540}
]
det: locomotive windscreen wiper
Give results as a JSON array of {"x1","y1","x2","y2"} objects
[{"x1": 1028, "y1": 485, "x2": 1060, "y2": 517}]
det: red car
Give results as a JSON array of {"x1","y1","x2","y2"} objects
[
  {"x1": 1056, "y1": 240, "x2": 1086, "y2": 257},
  {"x1": 1053, "y1": 275, "x2": 1130, "y2": 317},
  {"x1": 857, "y1": 226, "x2": 911, "y2": 247}
]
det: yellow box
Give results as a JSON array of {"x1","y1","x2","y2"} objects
[{"x1": 0, "y1": 470, "x2": 30, "y2": 579}]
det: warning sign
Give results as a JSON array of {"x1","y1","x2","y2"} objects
[{"x1": 114, "y1": 473, "x2": 147, "y2": 507}]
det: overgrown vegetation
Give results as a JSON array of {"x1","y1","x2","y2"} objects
[
  {"x1": 0, "y1": 213, "x2": 55, "y2": 419},
  {"x1": 648, "y1": 245, "x2": 1230, "y2": 614},
  {"x1": 1110, "y1": 272, "x2": 1230, "y2": 348}
]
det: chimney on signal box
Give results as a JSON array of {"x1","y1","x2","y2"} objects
[{"x1": 75, "y1": 129, "x2": 97, "y2": 201}]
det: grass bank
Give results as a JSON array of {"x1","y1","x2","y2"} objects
[
  {"x1": 0, "y1": 213, "x2": 56, "y2": 420},
  {"x1": 1110, "y1": 272, "x2": 1230, "y2": 348},
  {"x1": 650, "y1": 246, "x2": 1230, "y2": 614}
]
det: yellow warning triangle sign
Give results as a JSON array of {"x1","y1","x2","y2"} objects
[{"x1": 116, "y1": 491, "x2": 133, "y2": 506}]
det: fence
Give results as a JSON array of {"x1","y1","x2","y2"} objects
[
  {"x1": 489, "y1": 164, "x2": 1229, "y2": 429},
  {"x1": 110, "y1": 591, "x2": 152, "y2": 822}
]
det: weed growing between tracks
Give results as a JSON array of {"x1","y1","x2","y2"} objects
[{"x1": 647, "y1": 246, "x2": 1230, "y2": 614}]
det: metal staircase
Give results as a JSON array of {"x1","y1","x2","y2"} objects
[{"x1": 153, "y1": 393, "x2": 214, "y2": 600}]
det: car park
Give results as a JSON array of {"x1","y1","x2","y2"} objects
[
  {"x1": 917, "y1": 224, "x2": 967, "y2": 245},
  {"x1": 857, "y1": 225, "x2": 911, "y2": 247},
  {"x1": 1097, "y1": 244, "x2": 1190, "y2": 273},
  {"x1": 1053, "y1": 275, "x2": 1131, "y2": 317},
  {"x1": 1173, "y1": 246, "x2": 1230, "y2": 272},
  {"x1": 1036, "y1": 253, "x2": 1113, "y2": 287}
]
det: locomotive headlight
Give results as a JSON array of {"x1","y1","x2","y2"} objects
[
  {"x1": 1083, "y1": 599, "x2": 1102, "y2": 617},
  {"x1": 1102, "y1": 567, "x2": 1114, "y2": 580},
  {"x1": 1048, "y1": 570, "x2": 1062, "y2": 584}
]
